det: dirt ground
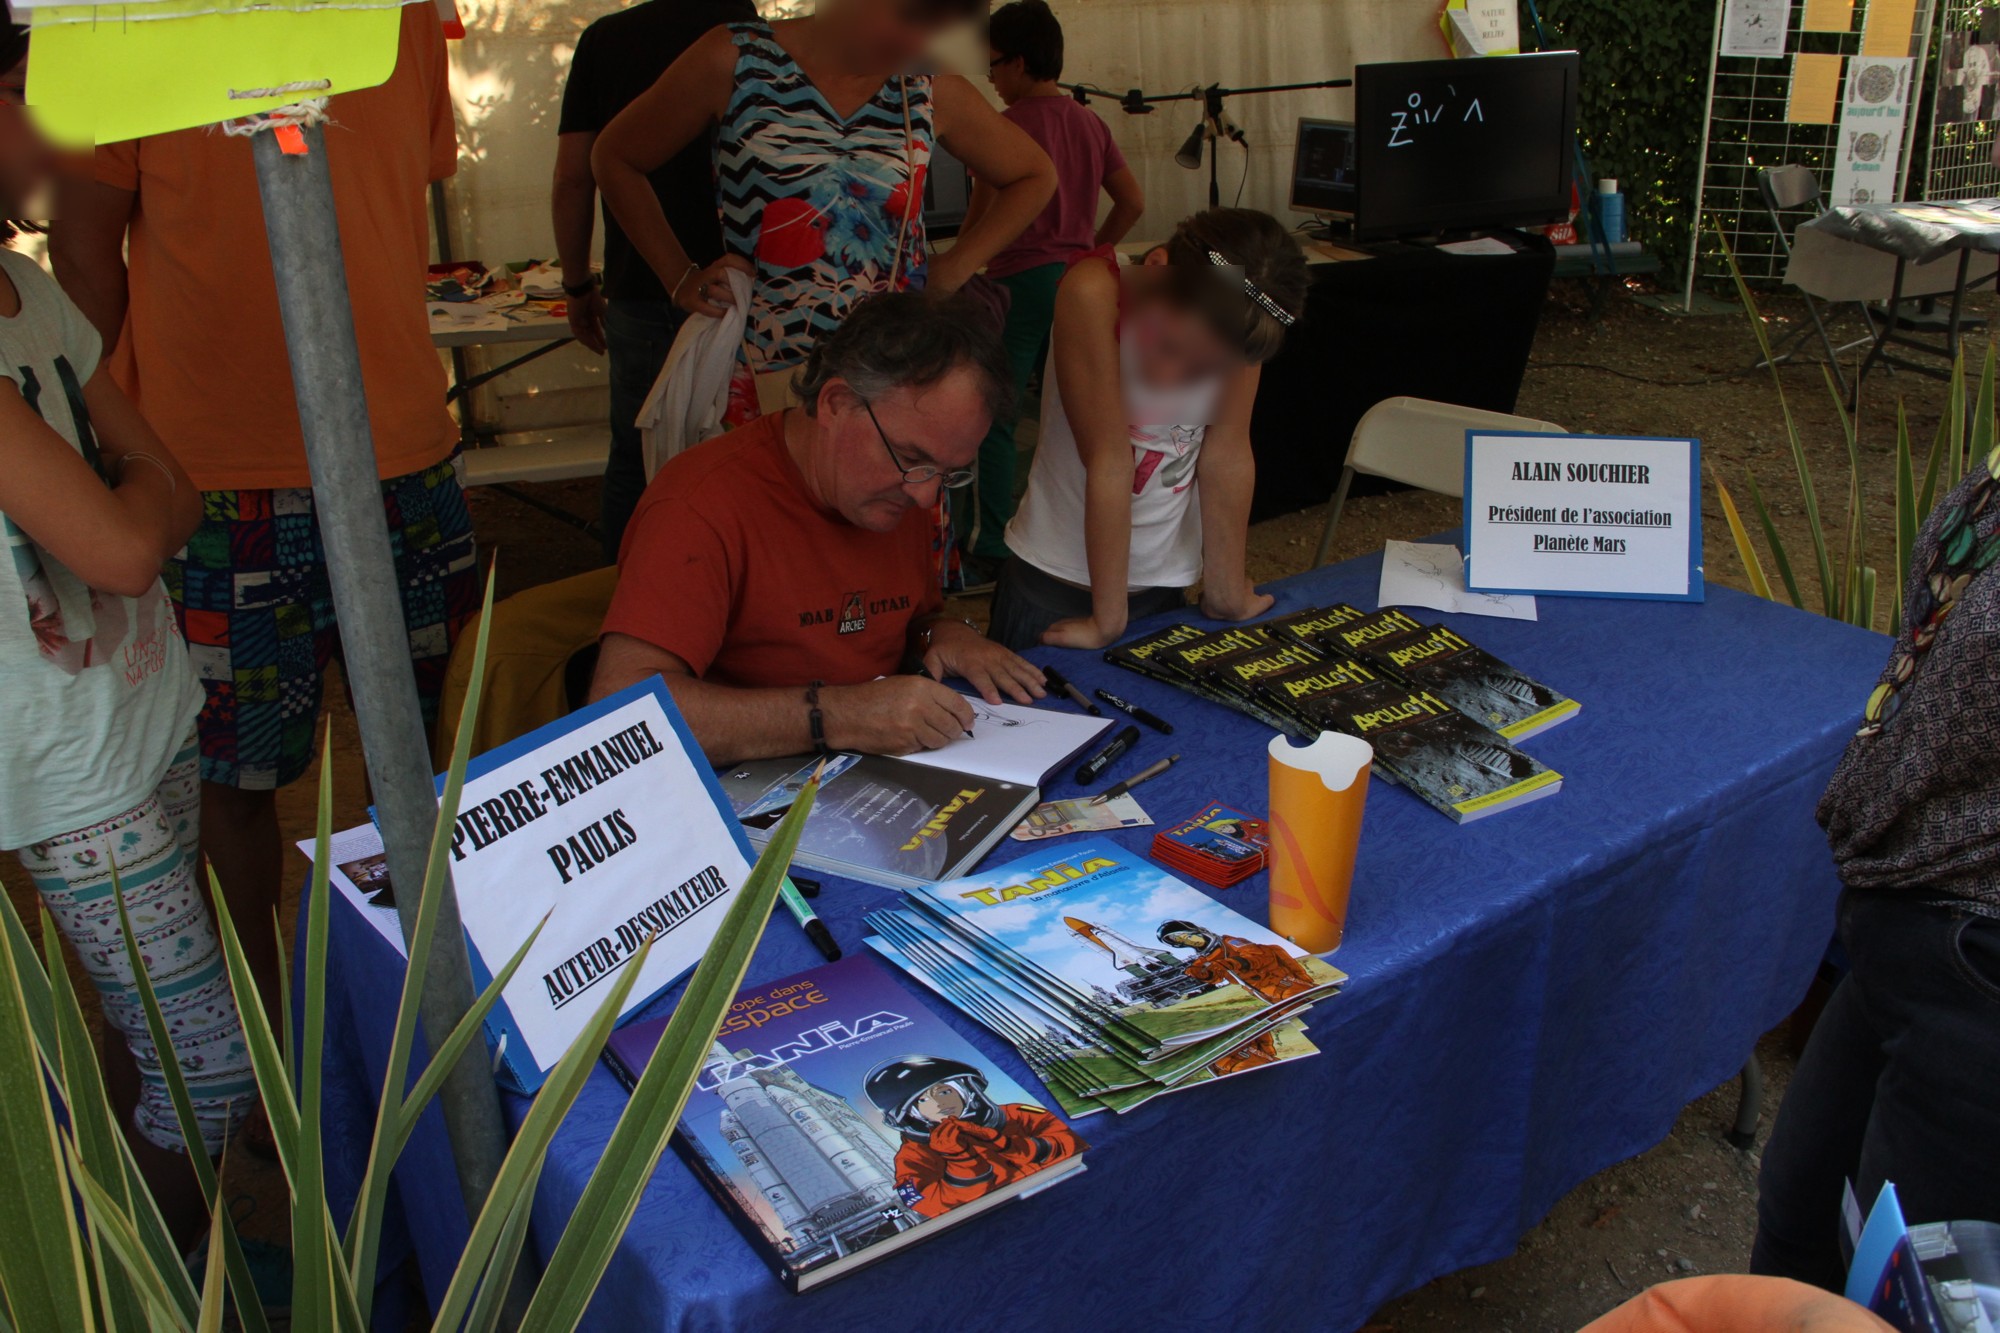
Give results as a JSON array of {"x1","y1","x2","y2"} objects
[{"x1": 6, "y1": 274, "x2": 1987, "y2": 1328}]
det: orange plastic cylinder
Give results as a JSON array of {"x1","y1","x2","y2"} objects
[{"x1": 1267, "y1": 732, "x2": 1372, "y2": 954}]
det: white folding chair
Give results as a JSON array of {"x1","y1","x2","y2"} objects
[{"x1": 1311, "y1": 396, "x2": 1565, "y2": 570}]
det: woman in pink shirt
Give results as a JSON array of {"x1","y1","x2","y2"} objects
[{"x1": 957, "y1": 0, "x2": 1145, "y2": 577}]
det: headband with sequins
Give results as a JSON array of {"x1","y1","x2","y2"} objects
[{"x1": 1206, "y1": 248, "x2": 1297, "y2": 327}]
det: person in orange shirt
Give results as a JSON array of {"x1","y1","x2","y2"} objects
[
  {"x1": 1158, "y1": 919, "x2": 1320, "y2": 1002},
  {"x1": 589, "y1": 291, "x2": 1045, "y2": 765},
  {"x1": 50, "y1": 4, "x2": 474, "y2": 1026}
]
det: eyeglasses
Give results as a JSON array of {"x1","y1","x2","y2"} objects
[
  {"x1": 988, "y1": 54, "x2": 1015, "y2": 70},
  {"x1": 862, "y1": 398, "x2": 975, "y2": 490}
]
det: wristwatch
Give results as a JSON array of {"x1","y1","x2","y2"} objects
[
  {"x1": 561, "y1": 274, "x2": 600, "y2": 299},
  {"x1": 914, "y1": 615, "x2": 982, "y2": 653}
]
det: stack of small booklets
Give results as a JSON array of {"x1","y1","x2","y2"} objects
[
  {"x1": 603, "y1": 953, "x2": 1088, "y2": 1293},
  {"x1": 1151, "y1": 800, "x2": 1269, "y2": 887},
  {"x1": 1107, "y1": 605, "x2": 1578, "y2": 823},
  {"x1": 864, "y1": 840, "x2": 1346, "y2": 1119}
]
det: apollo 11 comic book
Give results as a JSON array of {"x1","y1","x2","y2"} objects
[{"x1": 602, "y1": 954, "x2": 1087, "y2": 1293}]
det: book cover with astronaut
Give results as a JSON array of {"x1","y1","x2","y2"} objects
[
  {"x1": 1355, "y1": 622, "x2": 1580, "y2": 741},
  {"x1": 602, "y1": 954, "x2": 1087, "y2": 1293},
  {"x1": 1310, "y1": 680, "x2": 1563, "y2": 823},
  {"x1": 899, "y1": 840, "x2": 1346, "y2": 1058}
]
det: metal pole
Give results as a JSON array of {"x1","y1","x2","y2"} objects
[{"x1": 248, "y1": 122, "x2": 511, "y2": 1234}]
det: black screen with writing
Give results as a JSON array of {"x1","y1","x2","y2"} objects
[{"x1": 1354, "y1": 52, "x2": 1578, "y2": 240}]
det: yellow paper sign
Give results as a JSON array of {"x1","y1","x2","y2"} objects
[
  {"x1": 26, "y1": 4, "x2": 404, "y2": 147},
  {"x1": 1861, "y1": 0, "x2": 1919, "y2": 57},
  {"x1": 1788, "y1": 51, "x2": 1845, "y2": 122},
  {"x1": 1801, "y1": 0, "x2": 1855, "y2": 31}
]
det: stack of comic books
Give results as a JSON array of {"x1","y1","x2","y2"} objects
[
  {"x1": 1150, "y1": 800, "x2": 1269, "y2": 887},
  {"x1": 864, "y1": 840, "x2": 1345, "y2": 1118},
  {"x1": 1104, "y1": 605, "x2": 1576, "y2": 822}
]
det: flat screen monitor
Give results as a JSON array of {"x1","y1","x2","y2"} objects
[
  {"x1": 1290, "y1": 118, "x2": 1359, "y2": 218},
  {"x1": 924, "y1": 140, "x2": 974, "y2": 238},
  {"x1": 1353, "y1": 51, "x2": 1578, "y2": 240}
]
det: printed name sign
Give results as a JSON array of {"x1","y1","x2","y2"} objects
[
  {"x1": 445, "y1": 676, "x2": 757, "y2": 1091},
  {"x1": 1463, "y1": 432, "x2": 1704, "y2": 602}
]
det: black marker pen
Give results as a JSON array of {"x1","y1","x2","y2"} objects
[
  {"x1": 1040, "y1": 665, "x2": 1103, "y2": 716},
  {"x1": 1094, "y1": 688, "x2": 1174, "y2": 734},
  {"x1": 1074, "y1": 724, "x2": 1141, "y2": 786}
]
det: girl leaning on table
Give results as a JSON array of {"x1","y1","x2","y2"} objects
[
  {"x1": 989, "y1": 207, "x2": 1310, "y2": 651},
  {"x1": 0, "y1": 12, "x2": 253, "y2": 1247}
]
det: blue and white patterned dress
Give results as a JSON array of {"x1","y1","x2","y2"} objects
[{"x1": 714, "y1": 19, "x2": 934, "y2": 386}]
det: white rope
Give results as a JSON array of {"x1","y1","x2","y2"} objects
[
  {"x1": 219, "y1": 97, "x2": 331, "y2": 139},
  {"x1": 216, "y1": 78, "x2": 332, "y2": 139},
  {"x1": 228, "y1": 79, "x2": 332, "y2": 101}
]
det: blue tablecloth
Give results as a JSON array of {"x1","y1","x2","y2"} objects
[{"x1": 317, "y1": 551, "x2": 1889, "y2": 1332}]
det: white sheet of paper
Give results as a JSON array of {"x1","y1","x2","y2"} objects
[
  {"x1": 1378, "y1": 540, "x2": 1538, "y2": 620},
  {"x1": 449, "y1": 683, "x2": 756, "y2": 1082},
  {"x1": 897, "y1": 698, "x2": 1112, "y2": 788},
  {"x1": 297, "y1": 823, "x2": 407, "y2": 955},
  {"x1": 1438, "y1": 236, "x2": 1517, "y2": 257},
  {"x1": 1463, "y1": 434, "x2": 1698, "y2": 599},
  {"x1": 1722, "y1": 0, "x2": 1790, "y2": 57}
]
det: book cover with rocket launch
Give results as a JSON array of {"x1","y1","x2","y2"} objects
[
  {"x1": 897, "y1": 840, "x2": 1346, "y2": 1057},
  {"x1": 602, "y1": 954, "x2": 1087, "y2": 1293}
]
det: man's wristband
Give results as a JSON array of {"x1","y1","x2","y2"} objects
[
  {"x1": 805, "y1": 680, "x2": 828, "y2": 755},
  {"x1": 562, "y1": 274, "x2": 599, "y2": 299},
  {"x1": 914, "y1": 615, "x2": 982, "y2": 654}
]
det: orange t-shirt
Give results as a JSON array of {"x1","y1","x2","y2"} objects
[
  {"x1": 94, "y1": 4, "x2": 458, "y2": 491},
  {"x1": 602, "y1": 413, "x2": 941, "y2": 690}
]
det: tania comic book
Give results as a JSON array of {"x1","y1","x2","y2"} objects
[
  {"x1": 601, "y1": 954, "x2": 1088, "y2": 1294},
  {"x1": 903, "y1": 839, "x2": 1346, "y2": 1056}
]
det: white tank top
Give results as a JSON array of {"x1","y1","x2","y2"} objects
[{"x1": 1005, "y1": 287, "x2": 1225, "y2": 592}]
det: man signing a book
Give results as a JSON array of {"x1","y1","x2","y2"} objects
[{"x1": 590, "y1": 292, "x2": 1047, "y2": 766}]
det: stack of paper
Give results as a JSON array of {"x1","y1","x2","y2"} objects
[{"x1": 866, "y1": 839, "x2": 1345, "y2": 1117}]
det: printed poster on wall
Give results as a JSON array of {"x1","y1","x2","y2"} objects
[
  {"x1": 1831, "y1": 56, "x2": 1913, "y2": 205},
  {"x1": 1722, "y1": 0, "x2": 1790, "y2": 58},
  {"x1": 1935, "y1": 9, "x2": 2000, "y2": 125}
]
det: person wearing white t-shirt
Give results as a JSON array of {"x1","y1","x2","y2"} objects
[
  {"x1": 991, "y1": 208, "x2": 1309, "y2": 650},
  {"x1": 0, "y1": 12, "x2": 251, "y2": 1249}
]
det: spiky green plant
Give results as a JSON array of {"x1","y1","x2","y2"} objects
[
  {"x1": 1712, "y1": 222, "x2": 1994, "y2": 634},
  {"x1": 0, "y1": 569, "x2": 820, "y2": 1331}
]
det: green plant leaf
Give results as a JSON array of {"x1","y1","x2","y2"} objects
[
  {"x1": 0, "y1": 894, "x2": 56, "y2": 1057},
  {"x1": 1894, "y1": 401, "x2": 1917, "y2": 637},
  {"x1": 428, "y1": 931, "x2": 660, "y2": 1333},
  {"x1": 518, "y1": 773, "x2": 822, "y2": 1333},
  {"x1": 1743, "y1": 469, "x2": 1805, "y2": 610},
  {"x1": 1718, "y1": 222, "x2": 1835, "y2": 615},
  {"x1": 113, "y1": 877, "x2": 273, "y2": 1333},
  {"x1": 40, "y1": 908, "x2": 190, "y2": 1331},
  {"x1": 1714, "y1": 474, "x2": 1774, "y2": 600},
  {"x1": 463, "y1": 1160, "x2": 543, "y2": 1333},
  {"x1": 0, "y1": 898, "x2": 93, "y2": 1333},
  {"x1": 63, "y1": 1136, "x2": 187, "y2": 1328},
  {"x1": 1971, "y1": 340, "x2": 1997, "y2": 489},
  {"x1": 196, "y1": 1187, "x2": 229, "y2": 1333},
  {"x1": 345, "y1": 564, "x2": 498, "y2": 1323},
  {"x1": 276, "y1": 905, "x2": 295, "y2": 1092}
]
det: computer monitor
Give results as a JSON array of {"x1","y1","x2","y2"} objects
[
  {"x1": 1353, "y1": 51, "x2": 1579, "y2": 241},
  {"x1": 924, "y1": 140, "x2": 974, "y2": 238},
  {"x1": 1290, "y1": 118, "x2": 1359, "y2": 218}
]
